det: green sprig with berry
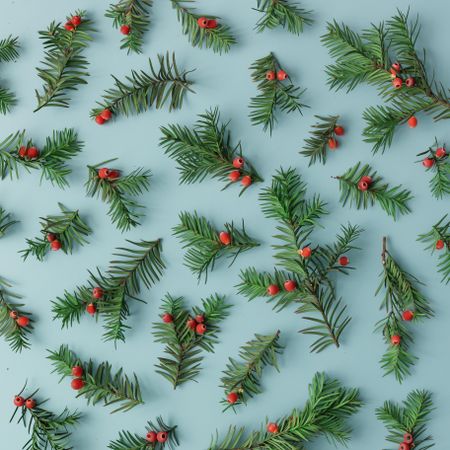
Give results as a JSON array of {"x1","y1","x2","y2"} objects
[{"x1": 0, "y1": 35, "x2": 19, "y2": 114}]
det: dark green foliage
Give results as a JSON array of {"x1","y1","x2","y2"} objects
[
  {"x1": 418, "y1": 215, "x2": 450, "y2": 284},
  {"x1": 377, "y1": 390, "x2": 434, "y2": 450},
  {"x1": 153, "y1": 294, "x2": 231, "y2": 388},
  {"x1": 254, "y1": 0, "x2": 313, "y2": 35},
  {"x1": 85, "y1": 158, "x2": 151, "y2": 232},
  {"x1": 160, "y1": 107, "x2": 263, "y2": 194},
  {"x1": 249, "y1": 53, "x2": 307, "y2": 134},
  {"x1": 109, "y1": 417, "x2": 179, "y2": 450},
  {"x1": 300, "y1": 114, "x2": 340, "y2": 165},
  {"x1": 0, "y1": 35, "x2": 19, "y2": 114},
  {"x1": 170, "y1": 1, "x2": 236, "y2": 53},
  {"x1": 173, "y1": 211, "x2": 259, "y2": 282},
  {"x1": 34, "y1": 10, "x2": 94, "y2": 112},
  {"x1": 209, "y1": 372, "x2": 362, "y2": 450},
  {"x1": 0, "y1": 207, "x2": 17, "y2": 237},
  {"x1": 0, "y1": 279, "x2": 33, "y2": 353},
  {"x1": 220, "y1": 331, "x2": 282, "y2": 411},
  {"x1": 90, "y1": 53, "x2": 194, "y2": 120},
  {"x1": 335, "y1": 162, "x2": 412, "y2": 219},
  {"x1": 106, "y1": 0, "x2": 152, "y2": 54},
  {"x1": 375, "y1": 237, "x2": 433, "y2": 383},
  {"x1": 48, "y1": 344, "x2": 144, "y2": 413},
  {"x1": 20, "y1": 203, "x2": 91, "y2": 261}
]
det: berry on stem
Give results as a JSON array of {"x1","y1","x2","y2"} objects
[
  {"x1": 405, "y1": 77, "x2": 415, "y2": 87},
  {"x1": 100, "y1": 109, "x2": 112, "y2": 121},
  {"x1": 436, "y1": 239, "x2": 445, "y2": 250},
  {"x1": 9, "y1": 310, "x2": 17, "y2": 319},
  {"x1": 71, "y1": 16, "x2": 82, "y2": 27},
  {"x1": 267, "y1": 284, "x2": 280, "y2": 296},
  {"x1": 72, "y1": 366, "x2": 83, "y2": 377},
  {"x1": 51, "y1": 240, "x2": 62, "y2": 251},
  {"x1": 277, "y1": 70, "x2": 288, "y2": 81},
  {"x1": 265, "y1": 70, "x2": 276, "y2": 81},
  {"x1": 186, "y1": 318, "x2": 197, "y2": 330},
  {"x1": 422, "y1": 157, "x2": 434, "y2": 168},
  {"x1": 207, "y1": 19, "x2": 218, "y2": 29},
  {"x1": 267, "y1": 422, "x2": 279, "y2": 434},
  {"x1": 219, "y1": 231, "x2": 232, "y2": 245},
  {"x1": 229, "y1": 170, "x2": 241, "y2": 182},
  {"x1": 92, "y1": 287, "x2": 104, "y2": 299},
  {"x1": 146, "y1": 431, "x2": 157, "y2": 443},
  {"x1": 227, "y1": 392, "x2": 238, "y2": 404},
  {"x1": 120, "y1": 25, "x2": 131, "y2": 35},
  {"x1": 47, "y1": 233, "x2": 57, "y2": 242},
  {"x1": 18, "y1": 146, "x2": 27, "y2": 158},
  {"x1": 339, "y1": 256, "x2": 349, "y2": 266},
  {"x1": 233, "y1": 157, "x2": 244, "y2": 169},
  {"x1": 334, "y1": 125, "x2": 345, "y2": 136},
  {"x1": 27, "y1": 147, "x2": 39, "y2": 159},
  {"x1": 402, "y1": 310, "x2": 414, "y2": 321},
  {"x1": 71, "y1": 378, "x2": 85, "y2": 390},
  {"x1": 86, "y1": 303, "x2": 96, "y2": 316},
  {"x1": 98, "y1": 168, "x2": 111, "y2": 179},
  {"x1": 241, "y1": 175, "x2": 252, "y2": 187},
  {"x1": 284, "y1": 280, "x2": 297, "y2": 291},
  {"x1": 195, "y1": 314, "x2": 205, "y2": 323},
  {"x1": 299, "y1": 246, "x2": 312, "y2": 258},
  {"x1": 391, "y1": 62, "x2": 401, "y2": 71},
  {"x1": 408, "y1": 116, "x2": 417, "y2": 128},
  {"x1": 403, "y1": 433, "x2": 414, "y2": 444},
  {"x1": 157, "y1": 432, "x2": 168, "y2": 443},
  {"x1": 25, "y1": 398, "x2": 36, "y2": 409},
  {"x1": 390, "y1": 335, "x2": 401, "y2": 346},
  {"x1": 64, "y1": 22, "x2": 75, "y2": 32},
  {"x1": 196, "y1": 323, "x2": 207, "y2": 335},
  {"x1": 16, "y1": 316, "x2": 30, "y2": 327},
  {"x1": 13, "y1": 396, "x2": 25, "y2": 407},
  {"x1": 399, "y1": 443, "x2": 410, "y2": 450},
  {"x1": 392, "y1": 77, "x2": 403, "y2": 89},
  {"x1": 95, "y1": 115, "x2": 106, "y2": 125},
  {"x1": 162, "y1": 313, "x2": 174, "y2": 323},
  {"x1": 328, "y1": 137, "x2": 338, "y2": 149},
  {"x1": 435, "y1": 147, "x2": 446, "y2": 158},
  {"x1": 197, "y1": 17, "x2": 208, "y2": 28}
]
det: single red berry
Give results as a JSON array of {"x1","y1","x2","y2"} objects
[
  {"x1": 95, "y1": 115, "x2": 106, "y2": 125},
  {"x1": 328, "y1": 137, "x2": 338, "y2": 150},
  {"x1": 391, "y1": 62, "x2": 401, "y2": 71},
  {"x1": 186, "y1": 318, "x2": 197, "y2": 330},
  {"x1": 435, "y1": 147, "x2": 446, "y2": 158},
  {"x1": 408, "y1": 116, "x2": 417, "y2": 128},
  {"x1": 100, "y1": 109, "x2": 112, "y2": 121},
  {"x1": 46, "y1": 233, "x2": 57, "y2": 242},
  {"x1": 27, "y1": 147, "x2": 39, "y2": 160},
  {"x1": 120, "y1": 25, "x2": 131, "y2": 35},
  {"x1": 196, "y1": 323, "x2": 207, "y2": 335},
  {"x1": 98, "y1": 168, "x2": 111, "y2": 179},
  {"x1": 25, "y1": 398, "x2": 36, "y2": 409},
  {"x1": 267, "y1": 284, "x2": 280, "y2": 296},
  {"x1": 71, "y1": 365, "x2": 84, "y2": 377},
  {"x1": 64, "y1": 22, "x2": 75, "y2": 31},
  {"x1": 284, "y1": 280, "x2": 297, "y2": 292},
  {"x1": 92, "y1": 287, "x2": 104, "y2": 299},
  {"x1": 389, "y1": 68, "x2": 398, "y2": 78},
  {"x1": 267, "y1": 422, "x2": 279, "y2": 434},
  {"x1": 18, "y1": 146, "x2": 27, "y2": 158},
  {"x1": 219, "y1": 231, "x2": 232, "y2": 245},
  {"x1": 392, "y1": 77, "x2": 403, "y2": 89},
  {"x1": 277, "y1": 70, "x2": 288, "y2": 81},
  {"x1": 299, "y1": 246, "x2": 312, "y2": 258},
  {"x1": 71, "y1": 378, "x2": 85, "y2": 390},
  {"x1": 391, "y1": 335, "x2": 401, "y2": 346},
  {"x1": 13, "y1": 396, "x2": 25, "y2": 407},
  {"x1": 233, "y1": 157, "x2": 244, "y2": 169},
  {"x1": 157, "y1": 432, "x2": 168, "y2": 443},
  {"x1": 436, "y1": 239, "x2": 445, "y2": 250},
  {"x1": 86, "y1": 303, "x2": 96, "y2": 316},
  {"x1": 402, "y1": 310, "x2": 414, "y2": 321},
  {"x1": 227, "y1": 392, "x2": 238, "y2": 404},
  {"x1": 195, "y1": 314, "x2": 205, "y2": 323},
  {"x1": 229, "y1": 170, "x2": 241, "y2": 182},
  {"x1": 51, "y1": 240, "x2": 62, "y2": 251},
  {"x1": 71, "y1": 16, "x2": 82, "y2": 27},
  {"x1": 334, "y1": 125, "x2": 345, "y2": 136},
  {"x1": 9, "y1": 310, "x2": 18, "y2": 319},
  {"x1": 399, "y1": 443, "x2": 410, "y2": 450},
  {"x1": 339, "y1": 256, "x2": 349, "y2": 266},
  {"x1": 146, "y1": 431, "x2": 157, "y2": 443},
  {"x1": 241, "y1": 175, "x2": 252, "y2": 187},
  {"x1": 197, "y1": 17, "x2": 209, "y2": 28},
  {"x1": 358, "y1": 179, "x2": 369, "y2": 191},
  {"x1": 162, "y1": 313, "x2": 174, "y2": 323},
  {"x1": 360, "y1": 175, "x2": 372, "y2": 185},
  {"x1": 107, "y1": 170, "x2": 120, "y2": 180},
  {"x1": 265, "y1": 70, "x2": 276, "y2": 81},
  {"x1": 16, "y1": 316, "x2": 30, "y2": 327},
  {"x1": 422, "y1": 157, "x2": 434, "y2": 168},
  {"x1": 403, "y1": 433, "x2": 414, "y2": 444},
  {"x1": 405, "y1": 77, "x2": 415, "y2": 87},
  {"x1": 207, "y1": 19, "x2": 218, "y2": 29}
]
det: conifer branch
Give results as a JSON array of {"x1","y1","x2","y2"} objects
[
  {"x1": 160, "y1": 107, "x2": 263, "y2": 193},
  {"x1": 0, "y1": 207, "x2": 18, "y2": 238},
  {"x1": 153, "y1": 294, "x2": 231, "y2": 389},
  {"x1": 220, "y1": 331, "x2": 283, "y2": 411},
  {"x1": 34, "y1": 10, "x2": 94, "y2": 112},
  {"x1": 0, "y1": 35, "x2": 19, "y2": 114},
  {"x1": 170, "y1": 1, "x2": 236, "y2": 53},
  {"x1": 106, "y1": 0, "x2": 152, "y2": 54},
  {"x1": 85, "y1": 159, "x2": 151, "y2": 232},
  {"x1": 334, "y1": 162, "x2": 413, "y2": 219},
  {"x1": 254, "y1": 0, "x2": 313, "y2": 35},
  {"x1": 249, "y1": 53, "x2": 307, "y2": 134},
  {"x1": 90, "y1": 53, "x2": 194, "y2": 121},
  {"x1": 375, "y1": 237, "x2": 433, "y2": 383},
  {"x1": 173, "y1": 211, "x2": 259, "y2": 282},
  {"x1": 47, "y1": 344, "x2": 144, "y2": 413},
  {"x1": 209, "y1": 372, "x2": 362, "y2": 450}
]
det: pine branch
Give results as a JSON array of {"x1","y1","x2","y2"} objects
[
  {"x1": 0, "y1": 206, "x2": 18, "y2": 238},
  {"x1": 20, "y1": 203, "x2": 91, "y2": 261},
  {"x1": 375, "y1": 237, "x2": 433, "y2": 383},
  {"x1": 254, "y1": 0, "x2": 313, "y2": 35},
  {"x1": 153, "y1": 294, "x2": 231, "y2": 389},
  {"x1": 249, "y1": 53, "x2": 307, "y2": 134},
  {"x1": 106, "y1": 0, "x2": 152, "y2": 54},
  {"x1": 377, "y1": 390, "x2": 434, "y2": 450},
  {"x1": 334, "y1": 162, "x2": 413, "y2": 219},
  {"x1": 170, "y1": 1, "x2": 236, "y2": 54},
  {"x1": 209, "y1": 372, "x2": 362, "y2": 450},
  {"x1": 47, "y1": 344, "x2": 144, "y2": 413},
  {"x1": 34, "y1": 10, "x2": 95, "y2": 112},
  {"x1": 418, "y1": 215, "x2": 450, "y2": 284},
  {"x1": 90, "y1": 53, "x2": 194, "y2": 122},
  {"x1": 0, "y1": 35, "x2": 19, "y2": 114},
  {"x1": 173, "y1": 211, "x2": 259, "y2": 282},
  {"x1": 85, "y1": 159, "x2": 151, "y2": 232},
  {"x1": 109, "y1": 417, "x2": 179, "y2": 450},
  {"x1": 220, "y1": 331, "x2": 282, "y2": 411},
  {"x1": 160, "y1": 107, "x2": 263, "y2": 194},
  {"x1": 10, "y1": 385, "x2": 81, "y2": 450}
]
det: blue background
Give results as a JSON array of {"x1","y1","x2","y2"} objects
[{"x1": 1, "y1": 1, "x2": 449, "y2": 449}]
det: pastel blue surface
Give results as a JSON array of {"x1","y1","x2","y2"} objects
[{"x1": 1, "y1": 1, "x2": 449, "y2": 449}]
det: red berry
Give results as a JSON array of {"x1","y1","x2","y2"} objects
[
  {"x1": 339, "y1": 256, "x2": 349, "y2": 266},
  {"x1": 18, "y1": 146, "x2": 27, "y2": 158},
  {"x1": 207, "y1": 19, "x2": 218, "y2": 29},
  {"x1": 389, "y1": 68, "x2": 398, "y2": 78},
  {"x1": 358, "y1": 180, "x2": 369, "y2": 191},
  {"x1": 265, "y1": 70, "x2": 276, "y2": 81},
  {"x1": 186, "y1": 318, "x2": 197, "y2": 330},
  {"x1": 392, "y1": 77, "x2": 403, "y2": 89},
  {"x1": 51, "y1": 240, "x2": 62, "y2": 251},
  {"x1": 436, "y1": 239, "x2": 445, "y2": 250},
  {"x1": 100, "y1": 109, "x2": 112, "y2": 121},
  {"x1": 233, "y1": 157, "x2": 244, "y2": 169},
  {"x1": 120, "y1": 25, "x2": 131, "y2": 35},
  {"x1": 13, "y1": 396, "x2": 25, "y2": 407},
  {"x1": 108, "y1": 170, "x2": 121, "y2": 180},
  {"x1": 328, "y1": 137, "x2": 338, "y2": 150},
  {"x1": 408, "y1": 116, "x2": 417, "y2": 128},
  {"x1": 299, "y1": 246, "x2": 312, "y2": 258},
  {"x1": 27, "y1": 147, "x2": 39, "y2": 160},
  {"x1": 146, "y1": 431, "x2": 157, "y2": 443},
  {"x1": 435, "y1": 147, "x2": 446, "y2": 158},
  {"x1": 95, "y1": 115, "x2": 105, "y2": 125},
  {"x1": 16, "y1": 316, "x2": 30, "y2": 327},
  {"x1": 402, "y1": 310, "x2": 414, "y2": 321},
  {"x1": 196, "y1": 323, "x2": 207, "y2": 335},
  {"x1": 277, "y1": 70, "x2": 288, "y2": 81},
  {"x1": 360, "y1": 175, "x2": 372, "y2": 185},
  {"x1": 267, "y1": 422, "x2": 279, "y2": 434},
  {"x1": 197, "y1": 17, "x2": 209, "y2": 28},
  {"x1": 98, "y1": 168, "x2": 111, "y2": 179},
  {"x1": 405, "y1": 77, "x2": 415, "y2": 87},
  {"x1": 391, "y1": 335, "x2": 401, "y2": 346},
  {"x1": 229, "y1": 170, "x2": 241, "y2": 182},
  {"x1": 267, "y1": 284, "x2": 280, "y2": 296},
  {"x1": 92, "y1": 287, "x2": 104, "y2": 299},
  {"x1": 162, "y1": 313, "x2": 174, "y2": 323},
  {"x1": 71, "y1": 16, "x2": 82, "y2": 27},
  {"x1": 399, "y1": 443, "x2": 410, "y2": 450},
  {"x1": 25, "y1": 398, "x2": 36, "y2": 409},
  {"x1": 64, "y1": 22, "x2": 75, "y2": 31},
  {"x1": 284, "y1": 280, "x2": 297, "y2": 292},
  {"x1": 86, "y1": 303, "x2": 96, "y2": 316},
  {"x1": 9, "y1": 310, "x2": 17, "y2": 319},
  {"x1": 422, "y1": 157, "x2": 434, "y2": 168},
  {"x1": 227, "y1": 392, "x2": 238, "y2": 404},
  {"x1": 47, "y1": 233, "x2": 57, "y2": 242},
  {"x1": 392, "y1": 62, "x2": 401, "y2": 71},
  {"x1": 241, "y1": 175, "x2": 252, "y2": 187},
  {"x1": 71, "y1": 365, "x2": 84, "y2": 377},
  {"x1": 403, "y1": 433, "x2": 414, "y2": 444},
  {"x1": 157, "y1": 432, "x2": 168, "y2": 443},
  {"x1": 71, "y1": 378, "x2": 85, "y2": 390},
  {"x1": 219, "y1": 231, "x2": 232, "y2": 245},
  {"x1": 334, "y1": 126, "x2": 345, "y2": 136},
  {"x1": 195, "y1": 314, "x2": 205, "y2": 323}
]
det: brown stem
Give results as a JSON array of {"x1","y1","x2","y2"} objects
[{"x1": 382, "y1": 236, "x2": 387, "y2": 265}]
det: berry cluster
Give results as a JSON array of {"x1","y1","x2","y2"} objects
[
  {"x1": 95, "y1": 108, "x2": 113, "y2": 125},
  {"x1": 46, "y1": 232, "x2": 62, "y2": 252},
  {"x1": 391, "y1": 310, "x2": 415, "y2": 345},
  {"x1": 422, "y1": 145, "x2": 447, "y2": 168},
  {"x1": 97, "y1": 167, "x2": 120, "y2": 180},
  {"x1": 328, "y1": 124, "x2": 345, "y2": 150},
  {"x1": 197, "y1": 17, "x2": 218, "y2": 29},
  {"x1": 8, "y1": 310, "x2": 30, "y2": 328},
  {"x1": 70, "y1": 365, "x2": 85, "y2": 391},
  {"x1": 18, "y1": 145, "x2": 39, "y2": 160},
  {"x1": 228, "y1": 156, "x2": 252, "y2": 187},
  {"x1": 64, "y1": 14, "x2": 82, "y2": 32},
  {"x1": 146, "y1": 429, "x2": 169, "y2": 444},
  {"x1": 398, "y1": 432, "x2": 415, "y2": 450},
  {"x1": 86, "y1": 286, "x2": 104, "y2": 317},
  {"x1": 13, "y1": 394, "x2": 36, "y2": 409}
]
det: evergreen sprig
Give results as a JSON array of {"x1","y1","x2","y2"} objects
[
  {"x1": 377, "y1": 390, "x2": 434, "y2": 450},
  {"x1": 249, "y1": 53, "x2": 307, "y2": 134},
  {"x1": 160, "y1": 107, "x2": 263, "y2": 194},
  {"x1": 34, "y1": 10, "x2": 94, "y2": 112},
  {"x1": 254, "y1": 0, "x2": 313, "y2": 35},
  {"x1": 334, "y1": 162, "x2": 413, "y2": 219},
  {"x1": 0, "y1": 207, "x2": 17, "y2": 238},
  {"x1": 85, "y1": 158, "x2": 151, "y2": 232},
  {"x1": 220, "y1": 330, "x2": 283, "y2": 411},
  {"x1": 153, "y1": 294, "x2": 231, "y2": 389},
  {"x1": 90, "y1": 53, "x2": 194, "y2": 121},
  {"x1": 109, "y1": 417, "x2": 179, "y2": 450},
  {"x1": 375, "y1": 237, "x2": 433, "y2": 383},
  {"x1": 48, "y1": 344, "x2": 144, "y2": 413},
  {"x1": 173, "y1": 211, "x2": 259, "y2": 282},
  {"x1": 0, "y1": 35, "x2": 19, "y2": 114},
  {"x1": 10, "y1": 385, "x2": 81, "y2": 450},
  {"x1": 0, "y1": 279, "x2": 33, "y2": 353},
  {"x1": 170, "y1": 1, "x2": 236, "y2": 53},
  {"x1": 418, "y1": 215, "x2": 450, "y2": 284},
  {"x1": 209, "y1": 372, "x2": 362, "y2": 450},
  {"x1": 52, "y1": 239, "x2": 165, "y2": 344},
  {"x1": 237, "y1": 168, "x2": 362, "y2": 353},
  {"x1": 106, "y1": 0, "x2": 152, "y2": 54},
  {"x1": 20, "y1": 203, "x2": 91, "y2": 261}
]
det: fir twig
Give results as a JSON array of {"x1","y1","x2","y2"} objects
[
  {"x1": 0, "y1": 207, "x2": 18, "y2": 238},
  {"x1": 0, "y1": 35, "x2": 19, "y2": 114}
]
